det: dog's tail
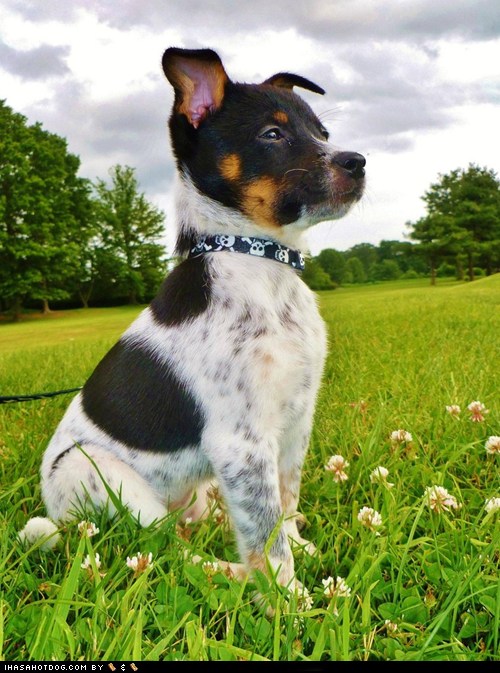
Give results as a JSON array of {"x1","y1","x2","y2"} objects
[{"x1": 18, "y1": 517, "x2": 61, "y2": 550}]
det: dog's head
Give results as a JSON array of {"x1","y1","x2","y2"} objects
[{"x1": 162, "y1": 48, "x2": 365, "y2": 253}]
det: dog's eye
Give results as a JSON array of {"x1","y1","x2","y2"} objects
[{"x1": 259, "y1": 127, "x2": 284, "y2": 141}]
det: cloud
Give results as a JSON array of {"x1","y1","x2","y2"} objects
[
  {"x1": 87, "y1": 88, "x2": 175, "y2": 194},
  {"x1": 74, "y1": 0, "x2": 500, "y2": 42},
  {"x1": 394, "y1": 0, "x2": 500, "y2": 40},
  {"x1": 2, "y1": 0, "x2": 498, "y2": 254},
  {"x1": 6, "y1": 0, "x2": 500, "y2": 42},
  {"x1": 0, "y1": 42, "x2": 70, "y2": 80},
  {"x1": 23, "y1": 79, "x2": 174, "y2": 201},
  {"x1": 309, "y1": 42, "x2": 467, "y2": 154},
  {"x1": 4, "y1": 0, "x2": 79, "y2": 22}
]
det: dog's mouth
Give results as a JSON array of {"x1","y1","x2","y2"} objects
[
  {"x1": 333, "y1": 178, "x2": 365, "y2": 203},
  {"x1": 280, "y1": 163, "x2": 365, "y2": 225}
]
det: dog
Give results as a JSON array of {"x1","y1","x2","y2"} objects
[{"x1": 23, "y1": 48, "x2": 365, "y2": 592}]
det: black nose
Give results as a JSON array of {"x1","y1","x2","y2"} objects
[{"x1": 332, "y1": 151, "x2": 366, "y2": 179}]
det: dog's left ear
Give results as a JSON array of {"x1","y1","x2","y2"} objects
[
  {"x1": 263, "y1": 73, "x2": 325, "y2": 96},
  {"x1": 162, "y1": 47, "x2": 229, "y2": 128}
]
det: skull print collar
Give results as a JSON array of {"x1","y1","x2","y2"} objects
[{"x1": 188, "y1": 235, "x2": 305, "y2": 271}]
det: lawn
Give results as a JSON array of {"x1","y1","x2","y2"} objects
[{"x1": 0, "y1": 276, "x2": 499, "y2": 661}]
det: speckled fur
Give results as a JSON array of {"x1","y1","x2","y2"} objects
[
  {"x1": 41, "y1": 251, "x2": 326, "y2": 585},
  {"x1": 36, "y1": 47, "x2": 365, "y2": 591}
]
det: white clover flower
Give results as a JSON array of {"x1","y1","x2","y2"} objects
[
  {"x1": 425, "y1": 485, "x2": 460, "y2": 513},
  {"x1": 201, "y1": 561, "x2": 220, "y2": 578},
  {"x1": 322, "y1": 576, "x2": 351, "y2": 616},
  {"x1": 390, "y1": 429, "x2": 413, "y2": 444},
  {"x1": 126, "y1": 551, "x2": 153, "y2": 574},
  {"x1": 325, "y1": 455, "x2": 349, "y2": 482},
  {"x1": 370, "y1": 466, "x2": 394, "y2": 489},
  {"x1": 485, "y1": 497, "x2": 500, "y2": 514},
  {"x1": 81, "y1": 552, "x2": 101, "y2": 570},
  {"x1": 290, "y1": 585, "x2": 314, "y2": 629},
  {"x1": 385, "y1": 620, "x2": 398, "y2": 634},
  {"x1": 467, "y1": 400, "x2": 489, "y2": 422},
  {"x1": 485, "y1": 436, "x2": 500, "y2": 455},
  {"x1": 296, "y1": 586, "x2": 314, "y2": 612},
  {"x1": 78, "y1": 521, "x2": 100, "y2": 538},
  {"x1": 357, "y1": 506, "x2": 383, "y2": 531},
  {"x1": 322, "y1": 576, "x2": 352, "y2": 600},
  {"x1": 445, "y1": 404, "x2": 461, "y2": 417}
]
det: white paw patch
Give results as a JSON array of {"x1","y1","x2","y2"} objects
[{"x1": 18, "y1": 517, "x2": 60, "y2": 550}]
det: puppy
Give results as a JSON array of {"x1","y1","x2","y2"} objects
[{"x1": 30, "y1": 48, "x2": 365, "y2": 590}]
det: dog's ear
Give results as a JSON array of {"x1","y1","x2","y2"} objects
[
  {"x1": 263, "y1": 73, "x2": 325, "y2": 96},
  {"x1": 162, "y1": 48, "x2": 229, "y2": 129}
]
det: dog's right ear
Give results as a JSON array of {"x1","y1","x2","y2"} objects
[
  {"x1": 263, "y1": 73, "x2": 325, "y2": 96},
  {"x1": 162, "y1": 48, "x2": 229, "y2": 129}
]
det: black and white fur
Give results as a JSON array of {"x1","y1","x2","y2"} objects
[{"x1": 25, "y1": 48, "x2": 365, "y2": 590}]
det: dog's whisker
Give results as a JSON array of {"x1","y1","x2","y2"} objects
[
  {"x1": 284, "y1": 168, "x2": 310, "y2": 178},
  {"x1": 318, "y1": 107, "x2": 343, "y2": 121}
]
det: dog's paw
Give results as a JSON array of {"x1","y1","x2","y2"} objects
[
  {"x1": 253, "y1": 579, "x2": 313, "y2": 617},
  {"x1": 186, "y1": 553, "x2": 247, "y2": 581},
  {"x1": 295, "y1": 512, "x2": 308, "y2": 533},
  {"x1": 289, "y1": 535, "x2": 317, "y2": 556},
  {"x1": 18, "y1": 517, "x2": 60, "y2": 550}
]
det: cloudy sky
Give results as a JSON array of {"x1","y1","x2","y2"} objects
[{"x1": 1, "y1": 0, "x2": 499, "y2": 254}]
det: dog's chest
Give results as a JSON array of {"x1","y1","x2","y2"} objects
[
  {"x1": 185, "y1": 254, "x2": 327, "y2": 420},
  {"x1": 121, "y1": 253, "x2": 327, "y2": 440}
]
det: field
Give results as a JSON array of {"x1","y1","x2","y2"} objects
[{"x1": 0, "y1": 276, "x2": 499, "y2": 661}]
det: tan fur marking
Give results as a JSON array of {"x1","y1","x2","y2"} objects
[
  {"x1": 261, "y1": 352, "x2": 275, "y2": 367},
  {"x1": 279, "y1": 477, "x2": 297, "y2": 514},
  {"x1": 247, "y1": 549, "x2": 294, "y2": 585},
  {"x1": 273, "y1": 111, "x2": 288, "y2": 124},
  {"x1": 217, "y1": 560, "x2": 248, "y2": 581},
  {"x1": 247, "y1": 550, "x2": 268, "y2": 574},
  {"x1": 242, "y1": 177, "x2": 280, "y2": 228},
  {"x1": 219, "y1": 153, "x2": 242, "y2": 182},
  {"x1": 253, "y1": 346, "x2": 275, "y2": 370}
]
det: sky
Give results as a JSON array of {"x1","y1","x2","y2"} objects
[{"x1": 1, "y1": 0, "x2": 499, "y2": 255}]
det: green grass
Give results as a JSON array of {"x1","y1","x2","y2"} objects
[{"x1": 1, "y1": 276, "x2": 499, "y2": 661}]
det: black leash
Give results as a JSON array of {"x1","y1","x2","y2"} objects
[{"x1": 0, "y1": 387, "x2": 82, "y2": 404}]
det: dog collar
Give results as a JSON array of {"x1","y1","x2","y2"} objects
[{"x1": 188, "y1": 235, "x2": 305, "y2": 271}]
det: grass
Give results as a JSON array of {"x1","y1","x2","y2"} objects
[{"x1": 0, "y1": 276, "x2": 499, "y2": 661}]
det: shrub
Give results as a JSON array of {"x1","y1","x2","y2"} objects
[{"x1": 302, "y1": 259, "x2": 337, "y2": 290}]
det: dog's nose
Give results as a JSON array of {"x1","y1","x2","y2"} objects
[{"x1": 332, "y1": 152, "x2": 366, "y2": 179}]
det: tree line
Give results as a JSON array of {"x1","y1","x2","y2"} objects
[
  {"x1": 0, "y1": 100, "x2": 166, "y2": 320},
  {"x1": 1, "y1": 101, "x2": 499, "y2": 318},
  {"x1": 304, "y1": 163, "x2": 500, "y2": 290}
]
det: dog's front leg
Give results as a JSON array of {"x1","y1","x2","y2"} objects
[
  {"x1": 208, "y1": 436, "x2": 295, "y2": 588},
  {"x1": 278, "y1": 411, "x2": 317, "y2": 555}
]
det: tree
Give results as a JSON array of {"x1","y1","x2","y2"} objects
[
  {"x1": 343, "y1": 256, "x2": 367, "y2": 283},
  {"x1": 405, "y1": 214, "x2": 456, "y2": 285},
  {"x1": 345, "y1": 243, "x2": 378, "y2": 279},
  {"x1": 407, "y1": 164, "x2": 500, "y2": 283},
  {"x1": 370, "y1": 259, "x2": 402, "y2": 281},
  {"x1": 302, "y1": 258, "x2": 336, "y2": 291},
  {"x1": 378, "y1": 240, "x2": 418, "y2": 274},
  {"x1": 93, "y1": 165, "x2": 167, "y2": 304},
  {"x1": 0, "y1": 100, "x2": 93, "y2": 318},
  {"x1": 316, "y1": 248, "x2": 345, "y2": 285}
]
